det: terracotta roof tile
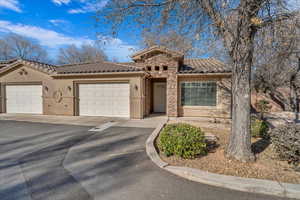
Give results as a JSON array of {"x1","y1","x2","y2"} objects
[
  {"x1": 56, "y1": 61, "x2": 142, "y2": 74},
  {"x1": 180, "y1": 58, "x2": 231, "y2": 73},
  {"x1": 0, "y1": 59, "x2": 57, "y2": 75},
  {"x1": 0, "y1": 57, "x2": 230, "y2": 75}
]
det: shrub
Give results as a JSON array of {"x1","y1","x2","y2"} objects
[
  {"x1": 270, "y1": 123, "x2": 300, "y2": 165},
  {"x1": 251, "y1": 118, "x2": 269, "y2": 139},
  {"x1": 158, "y1": 123, "x2": 207, "y2": 159},
  {"x1": 255, "y1": 99, "x2": 272, "y2": 119}
]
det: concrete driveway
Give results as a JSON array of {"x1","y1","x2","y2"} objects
[{"x1": 0, "y1": 117, "x2": 295, "y2": 200}]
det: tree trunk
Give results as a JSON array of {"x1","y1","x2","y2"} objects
[{"x1": 226, "y1": 21, "x2": 255, "y2": 162}]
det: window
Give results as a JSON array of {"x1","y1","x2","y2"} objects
[
  {"x1": 163, "y1": 66, "x2": 168, "y2": 71},
  {"x1": 155, "y1": 66, "x2": 160, "y2": 71},
  {"x1": 147, "y1": 66, "x2": 152, "y2": 71},
  {"x1": 181, "y1": 82, "x2": 217, "y2": 106}
]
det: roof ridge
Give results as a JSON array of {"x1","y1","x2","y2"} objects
[
  {"x1": 0, "y1": 58, "x2": 18, "y2": 63},
  {"x1": 15, "y1": 58, "x2": 57, "y2": 68}
]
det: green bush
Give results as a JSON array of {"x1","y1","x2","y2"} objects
[
  {"x1": 158, "y1": 123, "x2": 207, "y2": 159},
  {"x1": 255, "y1": 99, "x2": 272, "y2": 119},
  {"x1": 251, "y1": 118, "x2": 269, "y2": 139}
]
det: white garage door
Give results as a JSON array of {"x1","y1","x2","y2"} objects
[
  {"x1": 6, "y1": 85, "x2": 43, "y2": 114},
  {"x1": 79, "y1": 83, "x2": 130, "y2": 117}
]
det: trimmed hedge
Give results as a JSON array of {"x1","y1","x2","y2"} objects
[
  {"x1": 270, "y1": 123, "x2": 300, "y2": 165},
  {"x1": 158, "y1": 123, "x2": 207, "y2": 159}
]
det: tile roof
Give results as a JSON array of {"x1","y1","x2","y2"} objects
[
  {"x1": 180, "y1": 58, "x2": 231, "y2": 74},
  {"x1": 0, "y1": 57, "x2": 230, "y2": 76},
  {"x1": 56, "y1": 61, "x2": 142, "y2": 74},
  {"x1": 131, "y1": 45, "x2": 184, "y2": 61},
  {"x1": 20, "y1": 59, "x2": 57, "y2": 73},
  {"x1": 0, "y1": 59, "x2": 57, "y2": 75}
]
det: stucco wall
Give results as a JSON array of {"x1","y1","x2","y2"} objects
[
  {"x1": 0, "y1": 62, "x2": 231, "y2": 119},
  {"x1": 0, "y1": 64, "x2": 57, "y2": 115},
  {"x1": 0, "y1": 64, "x2": 145, "y2": 119},
  {"x1": 178, "y1": 75, "x2": 231, "y2": 119}
]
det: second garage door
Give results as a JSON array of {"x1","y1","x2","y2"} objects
[
  {"x1": 79, "y1": 83, "x2": 130, "y2": 117},
  {"x1": 6, "y1": 85, "x2": 43, "y2": 114}
]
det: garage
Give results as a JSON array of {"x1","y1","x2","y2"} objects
[
  {"x1": 78, "y1": 83, "x2": 130, "y2": 117},
  {"x1": 6, "y1": 85, "x2": 43, "y2": 114}
]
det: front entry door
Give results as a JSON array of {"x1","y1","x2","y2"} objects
[{"x1": 153, "y1": 82, "x2": 166, "y2": 113}]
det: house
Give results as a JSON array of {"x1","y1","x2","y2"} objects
[{"x1": 0, "y1": 46, "x2": 232, "y2": 119}]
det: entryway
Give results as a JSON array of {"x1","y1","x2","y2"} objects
[{"x1": 153, "y1": 80, "x2": 167, "y2": 113}]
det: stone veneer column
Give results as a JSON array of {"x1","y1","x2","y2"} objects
[{"x1": 167, "y1": 71, "x2": 178, "y2": 117}]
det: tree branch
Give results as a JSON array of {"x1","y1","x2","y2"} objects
[
  {"x1": 255, "y1": 11, "x2": 299, "y2": 28},
  {"x1": 119, "y1": 0, "x2": 174, "y2": 12}
]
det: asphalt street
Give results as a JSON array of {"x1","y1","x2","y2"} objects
[{"x1": 0, "y1": 120, "x2": 296, "y2": 200}]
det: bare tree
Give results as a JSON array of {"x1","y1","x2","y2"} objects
[
  {"x1": 253, "y1": 14, "x2": 300, "y2": 111},
  {"x1": 142, "y1": 30, "x2": 230, "y2": 61},
  {"x1": 98, "y1": 0, "x2": 298, "y2": 162},
  {"x1": 141, "y1": 30, "x2": 196, "y2": 56},
  {"x1": 0, "y1": 33, "x2": 48, "y2": 62},
  {"x1": 57, "y1": 43, "x2": 107, "y2": 64}
]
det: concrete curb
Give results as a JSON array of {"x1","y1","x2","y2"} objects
[
  {"x1": 145, "y1": 121, "x2": 300, "y2": 199},
  {"x1": 145, "y1": 118, "x2": 169, "y2": 168}
]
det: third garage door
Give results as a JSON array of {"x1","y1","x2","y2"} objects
[{"x1": 78, "y1": 83, "x2": 130, "y2": 117}]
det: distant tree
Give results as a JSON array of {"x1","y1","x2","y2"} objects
[
  {"x1": 0, "y1": 33, "x2": 48, "y2": 62},
  {"x1": 98, "y1": 0, "x2": 298, "y2": 162},
  {"x1": 57, "y1": 43, "x2": 108, "y2": 64}
]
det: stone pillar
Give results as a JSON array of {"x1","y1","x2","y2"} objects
[{"x1": 167, "y1": 72, "x2": 178, "y2": 117}]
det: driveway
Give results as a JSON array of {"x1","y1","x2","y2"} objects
[{"x1": 0, "y1": 118, "x2": 295, "y2": 200}]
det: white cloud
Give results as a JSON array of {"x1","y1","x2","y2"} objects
[
  {"x1": 0, "y1": 0, "x2": 21, "y2": 12},
  {"x1": 0, "y1": 20, "x2": 92, "y2": 47},
  {"x1": 98, "y1": 36, "x2": 137, "y2": 62},
  {"x1": 68, "y1": 0, "x2": 109, "y2": 14},
  {"x1": 52, "y1": 0, "x2": 71, "y2": 6},
  {"x1": 49, "y1": 19, "x2": 68, "y2": 26},
  {"x1": 0, "y1": 20, "x2": 136, "y2": 62}
]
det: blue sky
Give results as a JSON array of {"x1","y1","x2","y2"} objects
[
  {"x1": 0, "y1": 0, "x2": 139, "y2": 62},
  {"x1": 0, "y1": 0, "x2": 299, "y2": 62}
]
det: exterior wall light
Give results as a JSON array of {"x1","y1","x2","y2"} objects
[
  {"x1": 44, "y1": 86, "x2": 49, "y2": 91},
  {"x1": 67, "y1": 86, "x2": 72, "y2": 91}
]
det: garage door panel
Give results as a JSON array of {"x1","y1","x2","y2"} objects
[
  {"x1": 6, "y1": 85, "x2": 43, "y2": 114},
  {"x1": 79, "y1": 83, "x2": 130, "y2": 117}
]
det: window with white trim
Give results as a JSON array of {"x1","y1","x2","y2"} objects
[{"x1": 181, "y1": 81, "x2": 217, "y2": 106}]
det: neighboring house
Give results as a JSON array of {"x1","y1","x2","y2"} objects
[{"x1": 0, "y1": 46, "x2": 232, "y2": 119}]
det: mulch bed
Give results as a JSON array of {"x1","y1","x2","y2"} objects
[{"x1": 158, "y1": 124, "x2": 300, "y2": 184}]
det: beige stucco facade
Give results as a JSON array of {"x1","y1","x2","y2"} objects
[
  {"x1": 0, "y1": 46, "x2": 232, "y2": 119},
  {"x1": 0, "y1": 64, "x2": 145, "y2": 119}
]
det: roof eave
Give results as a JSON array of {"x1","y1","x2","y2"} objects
[
  {"x1": 177, "y1": 72, "x2": 232, "y2": 76},
  {"x1": 51, "y1": 71, "x2": 145, "y2": 77}
]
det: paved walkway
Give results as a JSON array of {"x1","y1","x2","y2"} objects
[{"x1": 0, "y1": 118, "x2": 296, "y2": 200}]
